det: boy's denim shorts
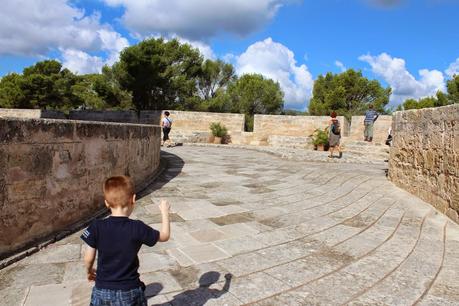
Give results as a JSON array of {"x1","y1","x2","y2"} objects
[{"x1": 90, "y1": 286, "x2": 147, "y2": 306}]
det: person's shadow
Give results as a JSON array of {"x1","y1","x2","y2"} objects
[{"x1": 150, "y1": 272, "x2": 233, "y2": 306}]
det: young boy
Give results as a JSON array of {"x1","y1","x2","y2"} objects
[{"x1": 81, "y1": 176, "x2": 170, "y2": 305}]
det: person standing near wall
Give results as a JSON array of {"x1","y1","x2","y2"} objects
[
  {"x1": 161, "y1": 111, "x2": 173, "y2": 147},
  {"x1": 328, "y1": 111, "x2": 343, "y2": 158},
  {"x1": 364, "y1": 104, "x2": 379, "y2": 142}
]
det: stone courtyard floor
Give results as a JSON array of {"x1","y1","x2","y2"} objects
[{"x1": 1, "y1": 146, "x2": 459, "y2": 305}]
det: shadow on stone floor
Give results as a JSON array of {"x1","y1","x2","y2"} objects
[
  {"x1": 149, "y1": 271, "x2": 233, "y2": 306},
  {"x1": 137, "y1": 150, "x2": 185, "y2": 199}
]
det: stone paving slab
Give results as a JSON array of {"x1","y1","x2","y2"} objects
[{"x1": 1, "y1": 146, "x2": 458, "y2": 305}]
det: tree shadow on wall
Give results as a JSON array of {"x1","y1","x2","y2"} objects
[{"x1": 148, "y1": 272, "x2": 233, "y2": 306}]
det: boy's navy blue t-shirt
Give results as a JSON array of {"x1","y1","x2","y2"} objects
[{"x1": 81, "y1": 216, "x2": 160, "y2": 290}]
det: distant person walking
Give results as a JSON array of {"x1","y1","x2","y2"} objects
[
  {"x1": 364, "y1": 104, "x2": 379, "y2": 142},
  {"x1": 328, "y1": 111, "x2": 343, "y2": 159},
  {"x1": 161, "y1": 111, "x2": 173, "y2": 147}
]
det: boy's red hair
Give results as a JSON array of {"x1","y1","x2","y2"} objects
[{"x1": 103, "y1": 176, "x2": 135, "y2": 208}]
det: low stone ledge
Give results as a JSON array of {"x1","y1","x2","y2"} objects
[
  {"x1": 0, "y1": 108, "x2": 66, "y2": 120},
  {"x1": 181, "y1": 143, "x2": 386, "y2": 165}
]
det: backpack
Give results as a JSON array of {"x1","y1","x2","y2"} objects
[
  {"x1": 331, "y1": 120, "x2": 341, "y2": 135},
  {"x1": 164, "y1": 117, "x2": 172, "y2": 128}
]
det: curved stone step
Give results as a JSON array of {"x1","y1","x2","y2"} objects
[{"x1": 345, "y1": 212, "x2": 446, "y2": 305}]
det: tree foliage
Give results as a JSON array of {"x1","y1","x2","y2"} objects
[
  {"x1": 397, "y1": 75, "x2": 458, "y2": 110},
  {"x1": 308, "y1": 69, "x2": 391, "y2": 118},
  {"x1": 197, "y1": 59, "x2": 236, "y2": 100},
  {"x1": 446, "y1": 75, "x2": 459, "y2": 104},
  {"x1": 0, "y1": 73, "x2": 24, "y2": 108},
  {"x1": 0, "y1": 60, "x2": 78, "y2": 110},
  {"x1": 115, "y1": 38, "x2": 203, "y2": 110},
  {"x1": 397, "y1": 95, "x2": 446, "y2": 111},
  {"x1": 0, "y1": 60, "x2": 132, "y2": 111},
  {"x1": 227, "y1": 74, "x2": 284, "y2": 131}
]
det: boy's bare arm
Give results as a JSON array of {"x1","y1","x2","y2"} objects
[
  {"x1": 83, "y1": 246, "x2": 97, "y2": 281},
  {"x1": 158, "y1": 199, "x2": 171, "y2": 242}
]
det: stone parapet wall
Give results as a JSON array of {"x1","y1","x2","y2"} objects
[
  {"x1": 69, "y1": 110, "x2": 139, "y2": 123},
  {"x1": 0, "y1": 118, "x2": 161, "y2": 257},
  {"x1": 158, "y1": 110, "x2": 245, "y2": 133},
  {"x1": 139, "y1": 111, "x2": 162, "y2": 125},
  {"x1": 253, "y1": 115, "x2": 350, "y2": 141},
  {"x1": 0, "y1": 108, "x2": 66, "y2": 120},
  {"x1": 1, "y1": 108, "x2": 395, "y2": 147},
  {"x1": 349, "y1": 115, "x2": 392, "y2": 144},
  {"x1": 389, "y1": 105, "x2": 459, "y2": 223},
  {"x1": 68, "y1": 110, "x2": 245, "y2": 133}
]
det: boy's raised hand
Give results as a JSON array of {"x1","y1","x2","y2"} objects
[{"x1": 159, "y1": 199, "x2": 170, "y2": 214}]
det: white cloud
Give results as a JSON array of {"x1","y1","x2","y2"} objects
[
  {"x1": 236, "y1": 38, "x2": 313, "y2": 109},
  {"x1": 174, "y1": 38, "x2": 215, "y2": 60},
  {"x1": 98, "y1": 29, "x2": 130, "y2": 65},
  {"x1": 0, "y1": 0, "x2": 127, "y2": 56},
  {"x1": 335, "y1": 60, "x2": 347, "y2": 72},
  {"x1": 0, "y1": 0, "x2": 129, "y2": 74},
  {"x1": 61, "y1": 49, "x2": 105, "y2": 74},
  {"x1": 102, "y1": 0, "x2": 296, "y2": 41},
  {"x1": 359, "y1": 53, "x2": 445, "y2": 104},
  {"x1": 222, "y1": 53, "x2": 237, "y2": 65},
  {"x1": 446, "y1": 58, "x2": 459, "y2": 78}
]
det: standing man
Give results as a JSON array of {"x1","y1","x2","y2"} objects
[
  {"x1": 364, "y1": 104, "x2": 379, "y2": 142},
  {"x1": 161, "y1": 111, "x2": 173, "y2": 147}
]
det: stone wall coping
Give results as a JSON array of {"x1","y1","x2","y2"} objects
[
  {"x1": 162, "y1": 110, "x2": 244, "y2": 117},
  {"x1": 254, "y1": 114, "x2": 332, "y2": 119},
  {"x1": 392, "y1": 104, "x2": 459, "y2": 114},
  {"x1": 0, "y1": 117, "x2": 160, "y2": 128}
]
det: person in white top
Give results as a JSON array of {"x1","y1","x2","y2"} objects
[{"x1": 161, "y1": 111, "x2": 173, "y2": 147}]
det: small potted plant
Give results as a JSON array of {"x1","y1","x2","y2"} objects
[
  {"x1": 210, "y1": 122, "x2": 228, "y2": 144},
  {"x1": 311, "y1": 127, "x2": 329, "y2": 151}
]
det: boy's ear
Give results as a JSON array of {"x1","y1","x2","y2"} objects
[
  {"x1": 132, "y1": 194, "x2": 136, "y2": 204},
  {"x1": 104, "y1": 200, "x2": 110, "y2": 208}
]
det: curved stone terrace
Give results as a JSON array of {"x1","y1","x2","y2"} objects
[{"x1": 1, "y1": 146, "x2": 458, "y2": 305}]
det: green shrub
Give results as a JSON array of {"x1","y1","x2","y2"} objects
[
  {"x1": 209, "y1": 122, "x2": 228, "y2": 137},
  {"x1": 311, "y1": 127, "x2": 329, "y2": 146}
]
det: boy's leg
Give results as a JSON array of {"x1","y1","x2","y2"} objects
[
  {"x1": 162, "y1": 128, "x2": 167, "y2": 146},
  {"x1": 338, "y1": 145, "x2": 343, "y2": 158},
  {"x1": 163, "y1": 128, "x2": 170, "y2": 146},
  {"x1": 368, "y1": 123, "x2": 374, "y2": 142},
  {"x1": 364, "y1": 124, "x2": 369, "y2": 141}
]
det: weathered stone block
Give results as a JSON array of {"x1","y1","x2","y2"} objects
[
  {"x1": 253, "y1": 115, "x2": 350, "y2": 141},
  {"x1": 389, "y1": 105, "x2": 459, "y2": 224}
]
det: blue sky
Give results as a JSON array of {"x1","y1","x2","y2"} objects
[{"x1": 1, "y1": 0, "x2": 458, "y2": 110}]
